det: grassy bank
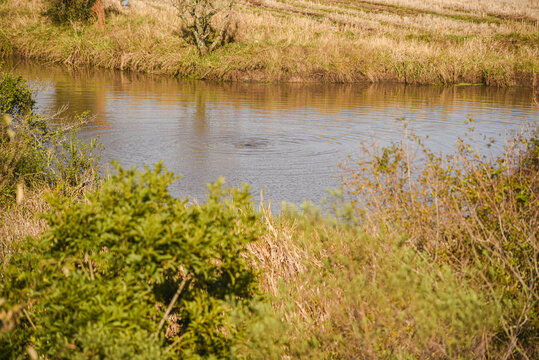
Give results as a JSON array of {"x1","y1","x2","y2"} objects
[
  {"x1": 2, "y1": 125, "x2": 538, "y2": 359},
  {"x1": 1, "y1": 72, "x2": 538, "y2": 358},
  {"x1": 0, "y1": 0, "x2": 538, "y2": 85},
  {"x1": 249, "y1": 127, "x2": 538, "y2": 359}
]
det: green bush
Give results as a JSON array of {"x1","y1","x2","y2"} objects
[
  {"x1": 0, "y1": 71, "x2": 100, "y2": 206},
  {"x1": 0, "y1": 163, "x2": 263, "y2": 359},
  {"x1": 0, "y1": 72, "x2": 34, "y2": 116},
  {"x1": 44, "y1": 0, "x2": 98, "y2": 24},
  {"x1": 0, "y1": 110, "x2": 100, "y2": 206},
  {"x1": 341, "y1": 128, "x2": 539, "y2": 358},
  {"x1": 1, "y1": 113, "x2": 48, "y2": 203}
]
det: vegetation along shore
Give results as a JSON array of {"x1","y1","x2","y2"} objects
[
  {"x1": 0, "y1": 0, "x2": 538, "y2": 85},
  {"x1": 1, "y1": 65, "x2": 538, "y2": 357}
]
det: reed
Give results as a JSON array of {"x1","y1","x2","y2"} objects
[{"x1": 243, "y1": 126, "x2": 538, "y2": 359}]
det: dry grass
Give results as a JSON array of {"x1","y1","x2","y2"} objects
[
  {"x1": 0, "y1": 188, "x2": 50, "y2": 263},
  {"x1": 249, "y1": 203, "x2": 500, "y2": 359},
  {"x1": 0, "y1": 0, "x2": 537, "y2": 84},
  {"x1": 244, "y1": 128, "x2": 538, "y2": 359}
]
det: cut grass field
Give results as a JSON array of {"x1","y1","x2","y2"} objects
[{"x1": 0, "y1": 0, "x2": 538, "y2": 85}]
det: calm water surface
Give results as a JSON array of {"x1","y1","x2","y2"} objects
[{"x1": 8, "y1": 60, "x2": 538, "y2": 207}]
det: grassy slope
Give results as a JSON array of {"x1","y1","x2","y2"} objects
[{"x1": 0, "y1": 0, "x2": 538, "y2": 85}]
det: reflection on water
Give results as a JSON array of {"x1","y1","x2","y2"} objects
[{"x1": 6, "y1": 58, "x2": 538, "y2": 206}]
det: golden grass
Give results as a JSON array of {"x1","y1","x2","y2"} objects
[
  {"x1": 243, "y1": 128, "x2": 538, "y2": 359},
  {"x1": 0, "y1": 0, "x2": 537, "y2": 84},
  {"x1": 0, "y1": 188, "x2": 50, "y2": 263}
]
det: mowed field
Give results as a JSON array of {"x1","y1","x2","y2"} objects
[{"x1": 0, "y1": 0, "x2": 538, "y2": 84}]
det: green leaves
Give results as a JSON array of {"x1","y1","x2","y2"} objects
[
  {"x1": 44, "y1": 0, "x2": 98, "y2": 25},
  {"x1": 1, "y1": 163, "x2": 263, "y2": 359},
  {"x1": 1, "y1": 72, "x2": 100, "y2": 206},
  {"x1": 0, "y1": 73, "x2": 34, "y2": 117}
]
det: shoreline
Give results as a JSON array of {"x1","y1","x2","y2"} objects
[
  {"x1": 3, "y1": 49, "x2": 536, "y2": 88},
  {"x1": 1, "y1": 0, "x2": 538, "y2": 87}
]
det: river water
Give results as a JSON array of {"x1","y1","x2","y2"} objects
[{"x1": 7, "y1": 59, "x2": 538, "y2": 207}]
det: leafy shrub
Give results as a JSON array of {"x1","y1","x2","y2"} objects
[
  {"x1": 0, "y1": 30, "x2": 12, "y2": 57},
  {"x1": 341, "y1": 126, "x2": 539, "y2": 358},
  {"x1": 1, "y1": 113, "x2": 46, "y2": 204},
  {"x1": 0, "y1": 163, "x2": 263, "y2": 359},
  {"x1": 0, "y1": 72, "x2": 34, "y2": 116},
  {"x1": 44, "y1": 0, "x2": 98, "y2": 24},
  {"x1": 1, "y1": 71, "x2": 100, "y2": 206}
]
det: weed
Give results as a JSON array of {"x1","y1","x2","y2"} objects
[
  {"x1": 0, "y1": 71, "x2": 100, "y2": 258},
  {"x1": 0, "y1": 73, "x2": 34, "y2": 116},
  {"x1": 44, "y1": 0, "x2": 98, "y2": 24}
]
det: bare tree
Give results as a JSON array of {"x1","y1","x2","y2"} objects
[{"x1": 174, "y1": 0, "x2": 235, "y2": 56}]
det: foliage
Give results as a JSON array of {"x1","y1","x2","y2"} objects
[
  {"x1": 0, "y1": 72, "x2": 34, "y2": 116},
  {"x1": 175, "y1": 0, "x2": 236, "y2": 56},
  {"x1": 341, "y1": 125, "x2": 539, "y2": 358},
  {"x1": 248, "y1": 204, "x2": 500, "y2": 359},
  {"x1": 44, "y1": 0, "x2": 98, "y2": 25},
  {"x1": 0, "y1": 163, "x2": 264, "y2": 359},
  {"x1": 0, "y1": 71, "x2": 100, "y2": 207}
]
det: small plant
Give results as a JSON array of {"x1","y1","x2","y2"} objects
[
  {"x1": 0, "y1": 73, "x2": 34, "y2": 116},
  {"x1": 0, "y1": 72, "x2": 100, "y2": 207},
  {"x1": 0, "y1": 163, "x2": 263, "y2": 359},
  {"x1": 175, "y1": 0, "x2": 236, "y2": 56},
  {"x1": 44, "y1": 0, "x2": 98, "y2": 25}
]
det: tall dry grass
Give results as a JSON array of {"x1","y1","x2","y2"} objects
[
  {"x1": 245, "y1": 126, "x2": 538, "y2": 359},
  {"x1": 0, "y1": 188, "x2": 50, "y2": 262},
  {"x1": 0, "y1": 0, "x2": 537, "y2": 84},
  {"x1": 248, "y1": 203, "x2": 499, "y2": 358}
]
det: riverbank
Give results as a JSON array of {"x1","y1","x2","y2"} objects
[
  {"x1": 1, "y1": 0, "x2": 538, "y2": 86},
  {"x1": 2, "y1": 71, "x2": 538, "y2": 359},
  {"x1": 2, "y1": 107, "x2": 538, "y2": 358}
]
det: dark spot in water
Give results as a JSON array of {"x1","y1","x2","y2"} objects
[{"x1": 234, "y1": 138, "x2": 269, "y2": 149}]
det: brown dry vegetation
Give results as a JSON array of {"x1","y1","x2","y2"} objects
[
  {"x1": 0, "y1": 0, "x2": 538, "y2": 84},
  {"x1": 0, "y1": 188, "x2": 49, "y2": 262},
  {"x1": 245, "y1": 127, "x2": 538, "y2": 359}
]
